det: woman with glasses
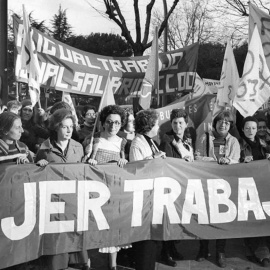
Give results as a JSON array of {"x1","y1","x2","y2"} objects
[
  {"x1": 239, "y1": 116, "x2": 270, "y2": 267},
  {"x1": 85, "y1": 105, "x2": 128, "y2": 270},
  {"x1": 195, "y1": 110, "x2": 240, "y2": 165},
  {"x1": 195, "y1": 110, "x2": 240, "y2": 268},
  {"x1": 35, "y1": 108, "x2": 89, "y2": 270},
  {"x1": 78, "y1": 105, "x2": 96, "y2": 143}
]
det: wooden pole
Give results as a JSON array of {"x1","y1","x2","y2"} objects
[{"x1": 0, "y1": 0, "x2": 8, "y2": 105}]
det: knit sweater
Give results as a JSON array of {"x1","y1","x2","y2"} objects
[
  {"x1": 129, "y1": 134, "x2": 155, "y2": 161},
  {"x1": 195, "y1": 131, "x2": 240, "y2": 164},
  {"x1": 0, "y1": 139, "x2": 33, "y2": 164}
]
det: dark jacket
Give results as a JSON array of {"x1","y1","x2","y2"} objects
[
  {"x1": 239, "y1": 136, "x2": 270, "y2": 162},
  {"x1": 159, "y1": 130, "x2": 193, "y2": 158},
  {"x1": 35, "y1": 138, "x2": 84, "y2": 163}
]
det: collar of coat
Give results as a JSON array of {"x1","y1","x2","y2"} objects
[{"x1": 39, "y1": 138, "x2": 79, "y2": 151}]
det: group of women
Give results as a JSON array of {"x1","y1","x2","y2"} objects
[{"x1": 1, "y1": 100, "x2": 270, "y2": 270}]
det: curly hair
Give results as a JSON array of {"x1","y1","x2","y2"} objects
[
  {"x1": 82, "y1": 105, "x2": 96, "y2": 118},
  {"x1": 213, "y1": 110, "x2": 234, "y2": 131},
  {"x1": 99, "y1": 105, "x2": 126, "y2": 126},
  {"x1": 135, "y1": 109, "x2": 159, "y2": 134},
  {"x1": 48, "y1": 108, "x2": 76, "y2": 141},
  {"x1": 241, "y1": 116, "x2": 258, "y2": 129},
  {"x1": 0, "y1": 112, "x2": 21, "y2": 138},
  {"x1": 170, "y1": 109, "x2": 188, "y2": 123}
]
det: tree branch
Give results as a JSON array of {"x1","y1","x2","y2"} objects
[{"x1": 134, "y1": 0, "x2": 141, "y2": 43}]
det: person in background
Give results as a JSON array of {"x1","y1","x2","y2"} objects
[
  {"x1": 20, "y1": 99, "x2": 49, "y2": 153},
  {"x1": 239, "y1": 116, "x2": 270, "y2": 267},
  {"x1": 6, "y1": 100, "x2": 22, "y2": 115},
  {"x1": 195, "y1": 110, "x2": 240, "y2": 268},
  {"x1": 35, "y1": 108, "x2": 89, "y2": 270},
  {"x1": 129, "y1": 109, "x2": 166, "y2": 270},
  {"x1": 78, "y1": 105, "x2": 96, "y2": 143},
  {"x1": 256, "y1": 118, "x2": 270, "y2": 145},
  {"x1": 159, "y1": 109, "x2": 193, "y2": 267},
  {"x1": 117, "y1": 107, "x2": 135, "y2": 160},
  {"x1": 0, "y1": 112, "x2": 33, "y2": 164},
  {"x1": 86, "y1": 105, "x2": 128, "y2": 270}
]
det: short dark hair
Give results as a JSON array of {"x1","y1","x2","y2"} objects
[
  {"x1": 170, "y1": 109, "x2": 188, "y2": 123},
  {"x1": 213, "y1": 110, "x2": 234, "y2": 130},
  {"x1": 50, "y1": 101, "x2": 72, "y2": 114},
  {"x1": 241, "y1": 116, "x2": 258, "y2": 129},
  {"x1": 99, "y1": 105, "x2": 126, "y2": 126},
  {"x1": 0, "y1": 112, "x2": 20, "y2": 138},
  {"x1": 82, "y1": 105, "x2": 96, "y2": 118},
  {"x1": 135, "y1": 109, "x2": 159, "y2": 134},
  {"x1": 49, "y1": 108, "x2": 76, "y2": 141},
  {"x1": 257, "y1": 117, "x2": 267, "y2": 125}
]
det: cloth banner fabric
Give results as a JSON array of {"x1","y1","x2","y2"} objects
[
  {"x1": 233, "y1": 25, "x2": 270, "y2": 117},
  {"x1": 249, "y1": 3, "x2": 270, "y2": 70},
  {"x1": 1, "y1": 159, "x2": 270, "y2": 268},
  {"x1": 203, "y1": 78, "x2": 220, "y2": 94},
  {"x1": 157, "y1": 94, "x2": 216, "y2": 143},
  {"x1": 13, "y1": 16, "x2": 199, "y2": 99}
]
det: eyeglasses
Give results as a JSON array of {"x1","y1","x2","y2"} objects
[
  {"x1": 258, "y1": 126, "x2": 267, "y2": 130},
  {"x1": 217, "y1": 120, "x2": 230, "y2": 127},
  {"x1": 86, "y1": 113, "x2": 96, "y2": 117},
  {"x1": 105, "y1": 120, "x2": 121, "y2": 126}
]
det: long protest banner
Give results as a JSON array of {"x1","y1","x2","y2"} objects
[
  {"x1": 13, "y1": 15, "x2": 198, "y2": 99},
  {"x1": 1, "y1": 158, "x2": 270, "y2": 268}
]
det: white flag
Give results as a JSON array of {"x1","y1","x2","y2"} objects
[
  {"x1": 21, "y1": 5, "x2": 41, "y2": 106},
  {"x1": 62, "y1": 92, "x2": 79, "y2": 127},
  {"x1": 193, "y1": 73, "x2": 211, "y2": 98},
  {"x1": 213, "y1": 40, "x2": 239, "y2": 119},
  {"x1": 233, "y1": 25, "x2": 270, "y2": 117}
]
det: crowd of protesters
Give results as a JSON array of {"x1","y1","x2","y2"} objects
[{"x1": 1, "y1": 98, "x2": 270, "y2": 270}]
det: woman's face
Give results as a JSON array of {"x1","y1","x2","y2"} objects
[
  {"x1": 5, "y1": 118, "x2": 24, "y2": 142},
  {"x1": 85, "y1": 109, "x2": 96, "y2": 125},
  {"x1": 243, "y1": 121, "x2": 257, "y2": 141},
  {"x1": 171, "y1": 117, "x2": 187, "y2": 136},
  {"x1": 21, "y1": 106, "x2": 33, "y2": 121},
  {"x1": 104, "y1": 114, "x2": 121, "y2": 136},
  {"x1": 257, "y1": 121, "x2": 267, "y2": 137},
  {"x1": 215, "y1": 119, "x2": 230, "y2": 137},
  {"x1": 57, "y1": 118, "x2": 74, "y2": 141},
  {"x1": 125, "y1": 114, "x2": 135, "y2": 133}
]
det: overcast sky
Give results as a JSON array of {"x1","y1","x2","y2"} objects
[{"x1": 8, "y1": 0, "x2": 172, "y2": 37}]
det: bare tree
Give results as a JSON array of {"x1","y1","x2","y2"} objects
[
  {"x1": 88, "y1": 0, "x2": 180, "y2": 56},
  {"x1": 213, "y1": 0, "x2": 270, "y2": 46},
  {"x1": 152, "y1": 0, "x2": 215, "y2": 50}
]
